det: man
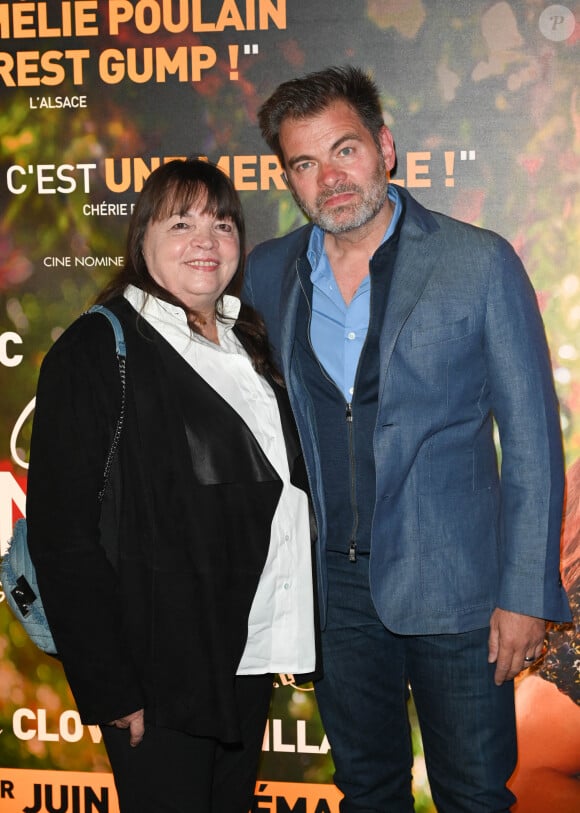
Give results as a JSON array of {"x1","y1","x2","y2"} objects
[{"x1": 243, "y1": 66, "x2": 571, "y2": 812}]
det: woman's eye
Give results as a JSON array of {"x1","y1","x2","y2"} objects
[{"x1": 216, "y1": 222, "x2": 233, "y2": 233}]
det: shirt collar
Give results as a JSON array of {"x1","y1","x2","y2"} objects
[{"x1": 124, "y1": 285, "x2": 240, "y2": 334}]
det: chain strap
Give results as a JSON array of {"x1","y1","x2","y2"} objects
[
  {"x1": 84, "y1": 305, "x2": 127, "y2": 504},
  {"x1": 98, "y1": 352, "x2": 126, "y2": 503}
]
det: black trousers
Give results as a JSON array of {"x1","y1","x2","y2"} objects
[{"x1": 101, "y1": 674, "x2": 272, "y2": 813}]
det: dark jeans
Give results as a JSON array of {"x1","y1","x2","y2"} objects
[
  {"x1": 101, "y1": 673, "x2": 272, "y2": 813},
  {"x1": 315, "y1": 551, "x2": 517, "y2": 812}
]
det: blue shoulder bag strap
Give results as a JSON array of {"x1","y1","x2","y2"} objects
[{"x1": 86, "y1": 305, "x2": 127, "y2": 502}]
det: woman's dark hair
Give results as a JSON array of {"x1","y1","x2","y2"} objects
[
  {"x1": 96, "y1": 158, "x2": 282, "y2": 383},
  {"x1": 258, "y1": 65, "x2": 385, "y2": 164}
]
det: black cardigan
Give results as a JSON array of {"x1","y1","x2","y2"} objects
[{"x1": 27, "y1": 296, "x2": 314, "y2": 743}]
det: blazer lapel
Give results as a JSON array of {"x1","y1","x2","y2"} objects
[
  {"x1": 378, "y1": 200, "x2": 442, "y2": 404},
  {"x1": 279, "y1": 235, "x2": 312, "y2": 378}
]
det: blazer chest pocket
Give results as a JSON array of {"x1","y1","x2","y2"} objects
[{"x1": 411, "y1": 315, "x2": 471, "y2": 348}]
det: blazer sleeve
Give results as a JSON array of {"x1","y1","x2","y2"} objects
[
  {"x1": 26, "y1": 315, "x2": 145, "y2": 723},
  {"x1": 484, "y1": 238, "x2": 569, "y2": 621}
]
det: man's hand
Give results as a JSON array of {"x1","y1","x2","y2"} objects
[
  {"x1": 488, "y1": 608, "x2": 545, "y2": 686},
  {"x1": 107, "y1": 708, "x2": 145, "y2": 747}
]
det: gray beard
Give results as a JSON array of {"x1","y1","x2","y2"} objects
[{"x1": 291, "y1": 161, "x2": 390, "y2": 234}]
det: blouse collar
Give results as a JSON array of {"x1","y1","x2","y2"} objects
[{"x1": 124, "y1": 285, "x2": 241, "y2": 335}]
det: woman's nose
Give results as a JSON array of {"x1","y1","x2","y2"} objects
[{"x1": 191, "y1": 229, "x2": 216, "y2": 248}]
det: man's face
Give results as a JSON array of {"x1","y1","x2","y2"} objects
[{"x1": 279, "y1": 100, "x2": 396, "y2": 234}]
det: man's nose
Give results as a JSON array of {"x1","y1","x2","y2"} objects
[{"x1": 318, "y1": 160, "x2": 346, "y2": 188}]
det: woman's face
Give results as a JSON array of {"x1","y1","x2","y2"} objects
[{"x1": 142, "y1": 197, "x2": 240, "y2": 316}]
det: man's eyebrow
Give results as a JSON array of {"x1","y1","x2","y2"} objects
[
  {"x1": 287, "y1": 153, "x2": 313, "y2": 170},
  {"x1": 287, "y1": 132, "x2": 362, "y2": 169}
]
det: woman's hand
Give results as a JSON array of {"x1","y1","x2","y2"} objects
[{"x1": 107, "y1": 708, "x2": 145, "y2": 747}]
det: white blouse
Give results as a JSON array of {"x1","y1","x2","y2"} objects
[{"x1": 124, "y1": 286, "x2": 316, "y2": 675}]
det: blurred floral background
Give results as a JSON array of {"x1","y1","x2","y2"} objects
[{"x1": 1, "y1": 2, "x2": 578, "y2": 811}]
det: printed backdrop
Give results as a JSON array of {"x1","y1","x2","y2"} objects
[{"x1": 1, "y1": 2, "x2": 579, "y2": 811}]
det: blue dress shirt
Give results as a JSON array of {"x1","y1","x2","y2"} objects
[{"x1": 308, "y1": 185, "x2": 402, "y2": 402}]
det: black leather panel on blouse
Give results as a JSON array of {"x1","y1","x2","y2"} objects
[{"x1": 153, "y1": 328, "x2": 280, "y2": 487}]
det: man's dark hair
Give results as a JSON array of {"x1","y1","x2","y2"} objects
[{"x1": 258, "y1": 65, "x2": 385, "y2": 164}]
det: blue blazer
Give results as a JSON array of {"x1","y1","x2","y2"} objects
[{"x1": 243, "y1": 187, "x2": 571, "y2": 634}]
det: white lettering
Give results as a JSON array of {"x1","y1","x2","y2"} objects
[
  {"x1": 6, "y1": 163, "x2": 96, "y2": 195},
  {"x1": 9, "y1": 397, "x2": 34, "y2": 474},
  {"x1": 12, "y1": 708, "x2": 104, "y2": 743},
  {"x1": 0, "y1": 331, "x2": 23, "y2": 367}
]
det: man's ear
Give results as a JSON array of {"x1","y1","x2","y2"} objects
[{"x1": 379, "y1": 126, "x2": 396, "y2": 173}]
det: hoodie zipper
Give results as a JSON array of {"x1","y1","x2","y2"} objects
[
  {"x1": 297, "y1": 268, "x2": 367, "y2": 563},
  {"x1": 345, "y1": 401, "x2": 358, "y2": 562}
]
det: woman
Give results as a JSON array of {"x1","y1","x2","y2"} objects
[
  {"x1": 510, "y1": 458, "x2": 580, "y2": 810},
  {"x1": 26, "y1": 158, "x2": 317, "y2": 813}
]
